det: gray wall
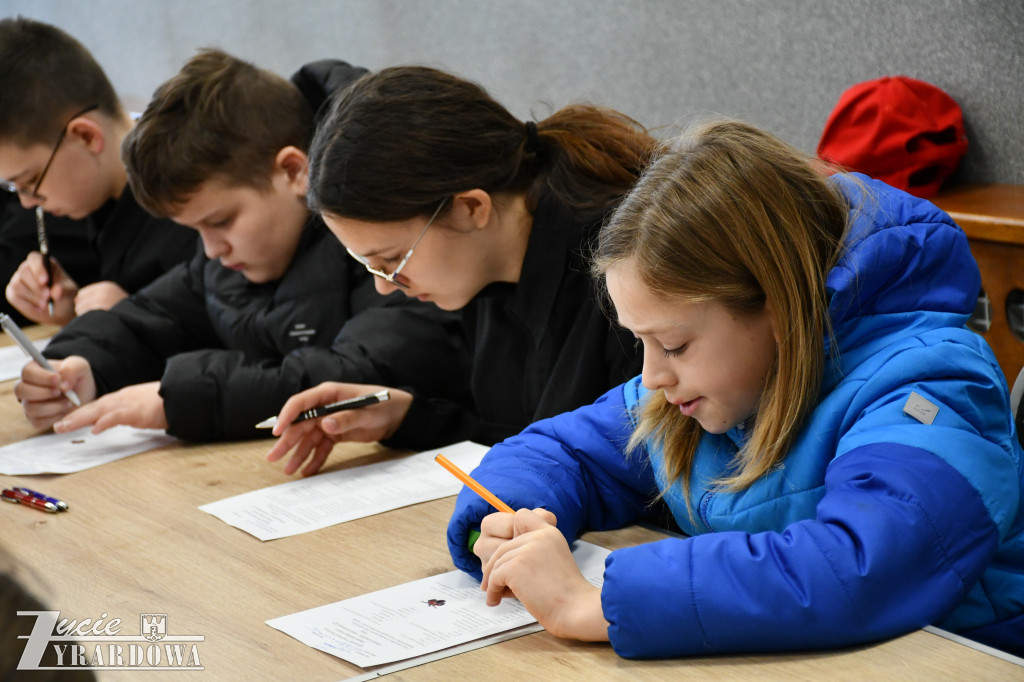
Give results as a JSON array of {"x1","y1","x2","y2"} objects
[{"x1": 3, "y1": 0, "x2": 1022, "y2": 183}]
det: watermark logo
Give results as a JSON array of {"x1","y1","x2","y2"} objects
[
  {"x1": 141, "y1": 614, "x2": 167, "y2": 642},
  {"x1": 16, "y1": 610, "x2": 204, "y2": 671}
]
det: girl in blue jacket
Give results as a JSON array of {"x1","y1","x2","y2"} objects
[{"x1": 447, "y1": 119, "x2": 1024, "y2": 657}]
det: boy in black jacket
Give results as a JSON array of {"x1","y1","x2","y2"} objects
[
  {"x1": 14, "y1": 49, "x2": 469, "y2": 443},
  {"x1": 0, "y1": 17, "x2": 196, "y2": 325}
]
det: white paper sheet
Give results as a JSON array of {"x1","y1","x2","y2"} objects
[
  {"x1": 0, "y1": 425, "x2": 177, "y2": 475},
  {"x1": 267, "y1": 541, "x2": 611, "y2": 671},
  {"x1": 0, "y1": 336, "x2": 49, "y2": 382},
  {"x1": 199, "y1": 441, "x2": 490, "y2": 541}
]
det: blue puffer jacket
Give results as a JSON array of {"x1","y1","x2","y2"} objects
[{"x1": 447, "y1": 175, "x2": 1024, "y2": 658}]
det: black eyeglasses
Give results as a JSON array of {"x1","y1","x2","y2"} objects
[{"x1": 1, "y1": 104, "x2": 99, "y2": 202}]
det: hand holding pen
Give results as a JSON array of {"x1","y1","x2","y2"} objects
[
  {"x1": 3, "y1": 235, "x2": 76, "y2": 325},
  {"x1": 266, "y1": 383, "x2": 414, "y2": 477},
  {"x1": 255, "y1": 389, "x2": 391, "y2": 429},
  {"x1": 1, "y1": 313, "x2": 81, "y2": 407}
]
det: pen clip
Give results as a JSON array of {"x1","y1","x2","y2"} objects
[{"x1": 36, "y1": 206, "x2": 49, "y2": 256}]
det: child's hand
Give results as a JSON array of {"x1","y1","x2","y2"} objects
[
  {"x1": 5, "y1": 252, "x2": 79, "y2": 324},
  {"x1": 53, "y1": 381, "x2": 167, "y2": 434},
  {"x1": 14, "y1": 355, "x2": 97, "y2": 430},
  {"x1": 480, "y1": 508, "x2": 610, "y2": 642},
  {"x1": 74, "y1": 280, "x2": 128, "y2": 315},
  {"x1": 474, "y1": 507, "x2": 557, "y2": 565},
  {"x1": 266, "y1": 382, "x2": 412, "y2": 476}
]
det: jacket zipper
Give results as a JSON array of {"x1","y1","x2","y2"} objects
[{"x1": 698, "y1": 490, "x2": 715, "y2": 533}]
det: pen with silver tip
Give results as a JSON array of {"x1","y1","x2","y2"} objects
[
  {"x1": 255, "y1": 389, "x2": 390, "y2": 429},
  {"x1": 0, "y1": 313, "x2": 81, "y2": 406}
]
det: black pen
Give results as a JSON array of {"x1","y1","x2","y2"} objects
[
  {"x1": 36, "y1": 207, "x2": 54, "y2": 318},
  {"x1": 255, "y1": 389, "x2": 390, "y2": 429}
]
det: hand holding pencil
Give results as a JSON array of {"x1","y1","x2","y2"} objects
[
  {"x1": 434, "y1": 452, "x2": 559, "y2": 566},
  {"x1": 434, "y1": 452, "x2": 589, "y2": 634}
]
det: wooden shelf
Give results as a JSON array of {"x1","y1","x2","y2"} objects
[{"x1": 933, "y1": 183, "x2": 1024, "y2": 383}]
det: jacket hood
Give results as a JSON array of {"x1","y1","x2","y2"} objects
[
  {"x1": 290, "y1": 59, "x2": 369, "y2": 124},
  {"x1": 825, "y1": 173, "x2": 980, "y2": 354}
]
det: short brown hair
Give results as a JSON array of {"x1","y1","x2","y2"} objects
[
  {"x1": 0, "y1": 17, "x2": 123, "y2": 146},
  {"x1": 123, "y1": 49, "x2": 313, "y2": 217}
]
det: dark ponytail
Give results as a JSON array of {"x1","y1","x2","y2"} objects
[{"x1": 308, "y1": 66, "x2": 656, "y2": 223}]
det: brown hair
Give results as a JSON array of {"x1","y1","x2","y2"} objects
[
  {"x1": 122, "y1": 48, "x2": 313, "y2": 217},
  {"x1": 308, "y1": 65, "x2": 656, "y2": 224},
  {"x1": 594, "y1": 119, "x2": 849, "y2": 504},
  {"x1": 0, "y1": 17, "x2": 123, "y2": 146}
]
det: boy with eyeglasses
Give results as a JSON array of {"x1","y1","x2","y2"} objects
[
  {"x1": 0, "y1": 17, "x2": 197, "y2": 326},
  {"x1": 13, "y1": 48, "x2": 469, "y2": 445}
]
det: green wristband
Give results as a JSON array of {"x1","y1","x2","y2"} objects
[{"x1": 467, "y1": 529, "x2": 481, "y2": 553}]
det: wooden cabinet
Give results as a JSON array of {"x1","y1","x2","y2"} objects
[{"x1": 932, "y1": 183, "x2": 1024, "y2": 383}]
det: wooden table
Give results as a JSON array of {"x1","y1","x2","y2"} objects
[{"x1": 0, "y1": 331, "x2": 1021, "y2": 680}]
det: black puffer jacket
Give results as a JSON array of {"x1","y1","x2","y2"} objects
[
  {"x1": 44, "y1": 60, "x2": 471, "y2": 441},
  {"x1": 45, "y1": 217, "x2": 468, "y2": 441},
  {"x1": 87, "y1": 184, "x2": 198, "y2": 295}
]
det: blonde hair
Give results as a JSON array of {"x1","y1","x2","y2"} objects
[{"x1": 593, "y1": 119, "x2": 849, "y2": 503}]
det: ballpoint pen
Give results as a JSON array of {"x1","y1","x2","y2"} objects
[
  {"x1": 255, "y1": 389, "x2": 390, "y2": 429},
  {"x1": 36, "y1": 206, "x2": 54, "y2": 318},
  {"x1": 0, "y1": 312, "x2": 81, "y2": 406},
  {"x1": 2, "y1": 488, "x2": 59, "y2": 513},
  {"x1": 14, "y1": 486, "x2": 69, "y2": 511}
]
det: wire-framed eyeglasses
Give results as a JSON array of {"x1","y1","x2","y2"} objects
[
  {"x1": 0, "y1": 104, "x2": 99, "y2": 202},
  {"x1": 345, "y1": 198, "x2": 447, "y2": 290}
]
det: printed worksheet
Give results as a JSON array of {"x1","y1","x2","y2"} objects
[
  {"x1": 0, "y1": 425, "x2": 177, "y2": 475},
  {"x1": 199, "y1": 441, "x2": 490, "y2": 541},
  {"x1": 0, "y1": 336, "x2": 49, "y2": 382},
  {"x1": 267, "y1": 541, "x2": 611, "y2": 672}
]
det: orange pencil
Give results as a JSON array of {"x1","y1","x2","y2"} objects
[{"x1": 435, "y1": 453, "x2": 514, "y2": 513}]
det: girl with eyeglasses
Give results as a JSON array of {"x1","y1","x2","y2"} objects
[
  {"x1": 445, "y1": 119, "x2": 1024, "y2": 658},
  {"x1": 267, "y1": 65, "x2": 656, "y2": 475}
]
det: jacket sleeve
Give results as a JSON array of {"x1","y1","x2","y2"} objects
[
  {"x1": 384, "y1": 392, "x2": 483, "y2": 452},
  {"x1": 160, "y1": 293, "x2": 471, "y2": 442},
  {"x1": 602, "y1": 334, "x2": 1015, "y2": 658},
  {"x1": 446, "y1": 383, "x2": 658, "y2": 579},
  {"x1": 602, "y1": 442, "x2": 1001, "y2": 657},
  {"x1": 43, "y1": 254, "x2": 216, "y2": 396}
]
